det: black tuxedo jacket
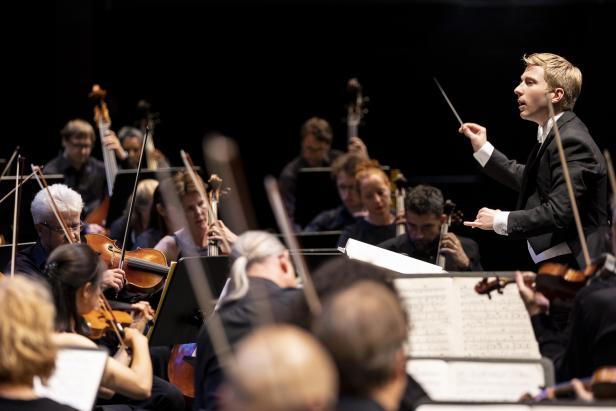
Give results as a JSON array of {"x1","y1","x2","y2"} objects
[{"x1": 483, "y1": 111, "x2": 609, "y2": 267}]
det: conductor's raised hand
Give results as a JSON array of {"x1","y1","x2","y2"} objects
[{"x1": 459, "y1": 122, "x2": 487, "y2": 152}]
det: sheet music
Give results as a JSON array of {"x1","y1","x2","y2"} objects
[
  {"x1": 34, "y1": 347, "x2": 107, "y2": 411},
  {"x1": 396, "y1": 278, "x2": 461, "y2": 356},
  {"x1": 407, "y1": 360, "x2": 545, "y2": 402},
  {"x1": 395, "y1": 277, "x2": 539, "y2": 359},
  {"x1": 454, "y1": 278, "x2": 540, "y2": 359},
  {"x1": 342, "y1": 238, "x2": 446, "y2": 274}
]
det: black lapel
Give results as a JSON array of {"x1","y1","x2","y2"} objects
[{"x1": 516, "y1": 111, "x2": 577, "y2": 208}]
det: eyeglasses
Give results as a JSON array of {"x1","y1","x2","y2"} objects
[{"x1": 39, "y1": 221, "x2": 85, "y2": 234}]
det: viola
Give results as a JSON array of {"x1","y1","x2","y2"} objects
[{"x1": 85, "y1": 233, "x2": 169, "y2": 294}]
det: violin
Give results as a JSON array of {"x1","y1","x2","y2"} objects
[
  {"x1": 521, "y1": 366, "x2": 616, "y2": 401},
  {"x1": 85, "y1": 233, "x2": 169, "y2": 294},
  {"x1": 83, "y1": 306, "x2": 133, "y2": 340}
]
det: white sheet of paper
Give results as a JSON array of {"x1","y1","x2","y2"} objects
[
  {"x1": 416, "y1": 405, "x2": 530, "y2": 411},
  {"x1": 407, "y1": 359, "x2": 545, "y2": 402},
  {"x1": 341, "y1": 238, "x2": 447, "y2": 274},
  {"x1": 34, "y1": 347, "x2": 107, "y2": 411},
  {"x1": 395, "y1": 277, "x2": 540, "y2": 359}
]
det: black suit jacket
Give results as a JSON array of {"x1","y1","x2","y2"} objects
[{"x1": 483, "y1": 111, "x2": 609, "y2": 267}]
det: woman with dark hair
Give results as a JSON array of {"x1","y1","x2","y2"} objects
[{"x1": 47, "y1": 244, "x2": 154, "y2": 402}]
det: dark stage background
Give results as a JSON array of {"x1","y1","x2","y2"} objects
[{"x1": 13, "y1": 0, "x2": 616, "y2": 270}]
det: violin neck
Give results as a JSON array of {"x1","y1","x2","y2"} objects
[{"x1": 98, "y1": 119, "x2": 118, "y2": 196}]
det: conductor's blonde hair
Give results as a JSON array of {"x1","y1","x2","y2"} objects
[{"x1": 523, "y1": 53, "x2": 582, "y2": 110}]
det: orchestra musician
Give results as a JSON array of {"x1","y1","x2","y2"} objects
[
  {"x1": 46, "y1": 243, "x2": 184, "y2": 411},
  {"x1": 0, "y1": 276, "x2": 78, "y2": 410},
  {"x1": 379, "y1": 185, "x2": 482, "y2": 271},
  {"x1": 194, "y1": 231, "x2": 303, "y2": 411},
  {"x1": 459, "y1": 53, "x2": 609, "y2": 269},
  {"x1": 313, "y1": 281, "x2": 409, "y2": 411},
  {"x1": 279, "y1": 116, "x2": 368, "y2": 228},
  {"x1": 44, "y1": 119, "x2": 108, "y2": 223},
  {"x1": 104, "y1": 126, "x2": 169, "y2": 170},
  {"x1": 515, "y1": 202, "x2": 616, "y2": 383},
  {"x1": 304, "y1": 152, "x2": 369, "y2": 233},
  {"x1": 337, "y1": 160, "x2": 396, "y2": 247},
  {"x1": 8, "y1": 184, "x2": 126, "y2": 293},
  {"x1": 222, "y1": 325, "x2": 338, "y2": 411},
  {"x1": 154, "y1": 170, "x2": 237, "y2": 261},
  {"x1": 108, "y1": 179, "x2": 159, "y2": 251}
]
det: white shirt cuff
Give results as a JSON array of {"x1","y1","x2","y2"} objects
[
  {"x1": 493, "y1": 210, "x2": 509, "y2": 236},
  {"x1": 472, "y1": 141, "x2": 495, "y2": 167}
]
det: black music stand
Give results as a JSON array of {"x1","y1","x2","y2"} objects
[
  {"x1": 107, "y1": 167, "x2": 196, "y2": 225},
  {"x1": 294, "y1": 167, "x2": 341, "y2": 229},
  {"x1": 147, "y1": 255, "x2": 230, "y2": 346},
  {"x1": 0, "y1": 174, "x2": 64, "y2": 243}
]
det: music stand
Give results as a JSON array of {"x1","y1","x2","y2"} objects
[
  {"x1": 0, "y1": 174, "x2": 64, "y2": 243},
  {"x1": 147, "y1": 256, "x2": 230, "y2": 346},
  {"x1": 294, "y1": 167, "x2": 341, "y2": 229}
]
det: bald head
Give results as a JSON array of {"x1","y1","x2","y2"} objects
[{"x1": 225, "y1": 325, "x2": 337, "y2": 411}]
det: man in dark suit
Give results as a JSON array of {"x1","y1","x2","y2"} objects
[
  {"x1": 460, "y1": 53, "x2": 609, "y2": 268},
  {"x1": 379, "y1": 184, "x2": 482, "y2": 271}
]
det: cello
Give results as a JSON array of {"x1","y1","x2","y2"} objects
[{"x1": 435, "y1": 200, "x2": 463, "y2": 269}]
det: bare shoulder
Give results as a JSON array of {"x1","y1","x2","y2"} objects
[{"x1": 154, "y1": 234, "x2": 178, "y2": 261}]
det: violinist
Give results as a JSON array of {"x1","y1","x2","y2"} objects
[
  {"x1": 459, "y1": 53, "x2": 609, "y2": 269},
  {"x1": 44, "y1": 119, "x2": 108, "y2": 225},
  {"x1": 304, "y1": 152, "x2": 369, "y2": 233},
  {"x1": 8, "y1": 184, "x2": 125, "y2": 293},
  {"x1": 154, "y1": 170, "x2": 237, "y2": 261},
  {"x1": 0, "y1": 276, "x2": 78, "y2": 410},
  {"x1": 337, "y1": 160, "x2": 396, "y2": 247},
  {"x1": 379, "y1": 185, "x2": 482, "y2": 271},
  {"x1": 45, "y1": 244, "x2": 153, "y2": 404},
  {"x1": 513, "y1": 203, "x2": 616, "y2": 383}
]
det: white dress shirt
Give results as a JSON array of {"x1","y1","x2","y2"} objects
[{"x1": 472, "y1": 112, "x2": 572, "y2": 263}]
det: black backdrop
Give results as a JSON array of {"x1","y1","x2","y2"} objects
[{"x1": 12, "y1": 0, "x2": 616, "y2": 269}]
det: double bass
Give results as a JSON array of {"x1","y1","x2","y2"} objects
[
  {"x1": 346, "y1": 78, "x2": 368, "y2": 142},
  {"x1": 436, "y1": 200, "x2": 462, "y2": 269},
  {"x1": 87, "y1": 84, "x2": 115, "y2": 226}
]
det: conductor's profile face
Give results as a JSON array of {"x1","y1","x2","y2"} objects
[{"x1": 514, "y1": 65, "x2": 551, "y2": 125}]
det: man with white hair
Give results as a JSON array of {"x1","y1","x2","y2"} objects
[
  {"x1": 8, "y1": 184, "x2": 125, "y2": 291},
  {"x1": 195, "y1": 230, "x2": 302, "y2": 411}
]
